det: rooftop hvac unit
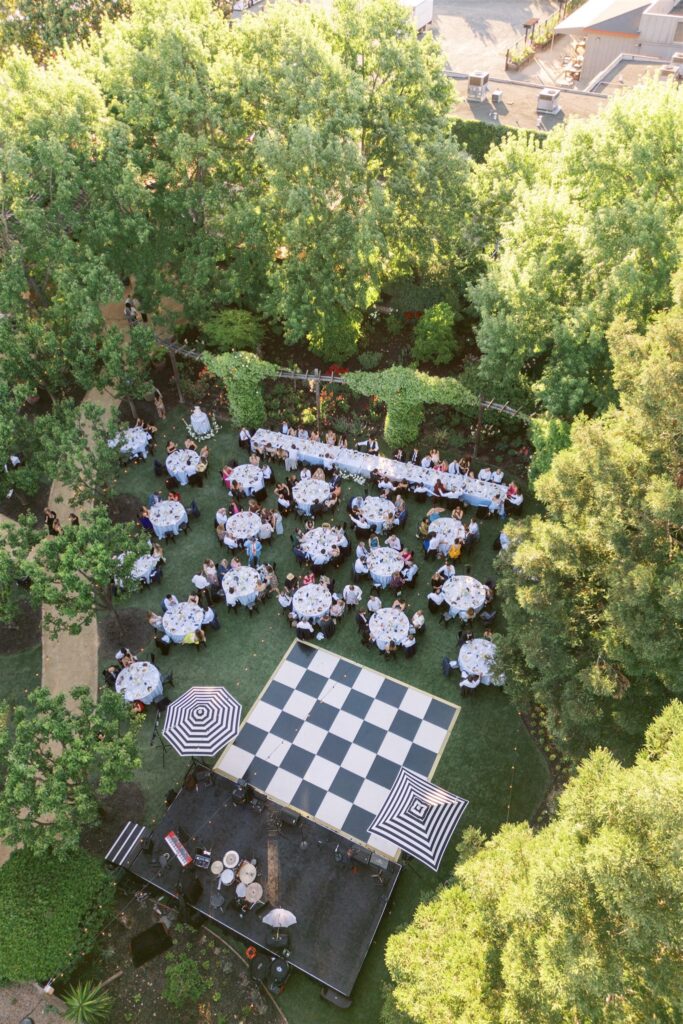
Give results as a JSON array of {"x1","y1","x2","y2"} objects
[
  {"x1": 537, "y1": 88, "x2": 561, "y2": 114},
  {"x1": 467, "y1": 71, "x2": 489, "y2": 101}
]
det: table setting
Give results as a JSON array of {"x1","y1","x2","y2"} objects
[
  {"x1": 366, "y1": 546, "x2": 405, "y2": 586},
  {"x1": 222, "y1": 566, "x2": 260, "y2": 606},
  {"x1": 293, "y1": 478, "x2": 331, "y2": 514},
  {"x1": 428, "y1": 517, "x2": 466, "y2": 551},
  {"x1": 292, "y1": 583, "x2": 333, "y2": 622},
  {"x1": 225, "y1": 511, "x2": 262, "y2": 543},
  {"x1": 166, "y1": 448, "x2": 200, "y2": 485},
  {"x1": 458, "y1": 638, "x2": 504, "y2": 686},
  {"x1": 442, "y1": 575, "x2": 487, "y2": 615},
  {"x1": 229, "y1": 463, "x2": 265, "y2": 496},
  {"x1": 358, "y1": 496, "x2": 397, "y2": 531},
  {"x1": 108, "y1": 426, "x2": 150, "y2": 459},
  {"x1": 299, "y1": 526, "x2": 347, "y2": 565},
  {"x1": 162, "y1": 601, "x2": 205, "y2": 643},
  {"x1": 369, "y1": 607, "x2": 411, "y2": 648},
  {"x1": 115, "y1": 660, "x2": 163, "y2": 704},
  {"x1": 149, "y1": 499, "x2": 188, "y2": 539},
  {"x1": 130, "y1": 553, "x2": 160, "y2": 584}
]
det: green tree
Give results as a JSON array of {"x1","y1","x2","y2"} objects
[
  {"x1": 498, "y1": 311, "x2": 683, "y2": 759},
  {"x1": 99, "y1": 324, "x2": 156, "y2": 419},
  {"x1": 204, "y1": 350, "x2": 279, "y2": 426},
  {"x1": 0, "y1": 686, "x2": 141, "y2": 857},
  {"x1": 35, "y1": 401, "x2": 122, "y2": 507},
  {"x1": 6, "y1": 507, "x2": 148, "y2": 638},
  {"x1": 470, "y1": 81, "x2": 683, "y2": 417},
  {"x1": 0, "y1": 0, "x2": 131, "y2": 62},
  {"x1": 346, "y1": 366, "x2": 476, "y2": 447},
  {"x1": 0, "y1": 847, "x2": 115, "y2": 983},
  {"x1": 201, "y1": 308, "x2": 264, "y2": 353},
  {"x1": 412, "y1": 302, "x2": 459, "y2": 366},
  {"x1": 385, "y1": 700, "x2": 683, "y2": 1024}
]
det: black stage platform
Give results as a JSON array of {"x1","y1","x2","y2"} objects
[{"x1": 117, "y1": 769, "x2": 401, "y2": 998}]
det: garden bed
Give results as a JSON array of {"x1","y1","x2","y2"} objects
[{"x1": 61, "y1": 892, "x2": 284, "y2": 1024}]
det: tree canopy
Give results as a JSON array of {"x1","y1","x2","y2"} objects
[
  {"x1": 385, "y1": 700, "x2": 683, "y2": 1024},
  {"x1": 497, "y1": 310, "x2": 683, "y2": 759}
]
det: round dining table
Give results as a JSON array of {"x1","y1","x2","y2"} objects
[
  {"x1": 428, "y1": 517, "x2": 466, "y2": 551},
  {"x1": 149, "y1": 499, "x2": 188, "y2": 540},
  {"x1": 293, "y1": 478, "x2": 331, "y2": 514},
  {"x1": 366, "y1": 547, "x2": 405, "y2": 587},
  {"x1": 162, "y1": 601, "x2": 205, "y2": 643},
  {"x1": 108, "y1": 426, "x2": 150, "y2": 459},
  {"x1": 225, "y1": 511, "x2": 262, "y2": 544},
  {"x1": 369, "y1": 607, "x2": 411, "y2": 649},
  {"x1": 292, "y1": 583, "x2": 332, "y2": 622},
  {"x1": 458, "y1": 638, "x2": 503, "y2": 686},
  {"x1": 299, "y1": 526, "x2": 347, "y2": 565},
  {"x1": 166, "y1": 448, "x2": 200, "y2": 485},
  {"x1": 230, "y1": 464, "x2": 265, "y2": 496},
  {"x1": 222, "y1": 566, "x2": 260, "y2": 606},
  {"x1": 130, "y1": 553, "x2": 160, "y2": 584},
  {"x1": 115, "y1": 661, "x2": 163, "y2": 704},
  {"x1": 358, "y1": 496, "x2": 396, "y2": 532},
  {"x1": 442, "y1": 575, "x2": 487, "y2": 616}
]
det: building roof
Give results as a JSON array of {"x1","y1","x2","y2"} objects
[
  {"x1": 556, "y1": 0, "x2": 649, "y2": 35},
  {"x1": 586, "y1": 52, "x2": 671, "y2": 92},
  {"x1": 449, "y1": 75, "x2": 608, "y2": 131}
]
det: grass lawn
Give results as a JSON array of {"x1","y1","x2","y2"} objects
[
  {"x1": 106, "y1": 406, "x2": 549, "y2": 1023},
  {"x1": 0, "y1": 644, "x2": 42, "y2": 711}
]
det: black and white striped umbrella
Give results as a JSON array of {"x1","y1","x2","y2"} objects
[
  {"x1": 369, "y1": 767, "x2": 468, "y2": 871},
  {"x1": 162, "y1": 686, "x2": 241, "y2": 757}
]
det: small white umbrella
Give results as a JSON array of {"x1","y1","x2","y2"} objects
[
  {"x1": 162, "y1": 686, "x2": 241, "y2": 758},
  {"x1": 262, "y1": 908, "x2": 297, "y2": 930}
]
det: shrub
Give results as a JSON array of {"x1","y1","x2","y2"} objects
[
  {"x1": 412, "y1": 303, "x2": 459, "y2": 366},
  {"x1": 201, "y1": 309, "x2": 264, "y2": 354},
  {"x1": 204, "y1": 351, "x2": 279, "y2": 427},
  {"x1": 63, "y1": 980, "x2": 113, "y2": 1024},
  {"x1": 0, "y1": 848, "x2": 115, "y2": 983},
  {"x1": 163, "y1": 954, "x2": 206, "y2": 1008},
  {"x1": 357, "y1": 350, "x2": 383, "y2": 371}
]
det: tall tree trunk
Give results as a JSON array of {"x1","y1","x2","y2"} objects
[{"x1": 127, "y1": 396, "x2": 138, "y2": 420}]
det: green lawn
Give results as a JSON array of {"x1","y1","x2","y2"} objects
[
  {"x1": 108, "y1": 407, "x2": 549, "y2": 1023},
  {"x1": 0, "y1": 644, "x2": 42, "y2": 711}
]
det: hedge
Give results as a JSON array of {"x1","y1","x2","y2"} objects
[
  {"x1": 450, "y1": 117, "x2": 544, "y2": 163},
  {"x1": 0, "y1": 848, "x2": 115, "y2": 983}
]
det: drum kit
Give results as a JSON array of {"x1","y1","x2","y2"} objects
[{"x1": 209, "y1": 849, "x2": 262, "y2": 903}]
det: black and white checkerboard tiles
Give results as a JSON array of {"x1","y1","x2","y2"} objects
[{"x1": 215, "y1": 643, "x2": 457, "y2": 858}]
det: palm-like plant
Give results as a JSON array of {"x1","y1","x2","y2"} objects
[{"x1": 63, "y1": 980, "x2": 113, "y2": 1024}]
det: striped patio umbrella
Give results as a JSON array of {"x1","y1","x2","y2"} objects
[
  {"x1": 162, "y1": 686, "x2": 241, "y2": 757},
  {"x1": 369, "y1": 767, "x2": 468, "y2": 871}
]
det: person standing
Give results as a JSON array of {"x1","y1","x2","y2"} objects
[{"x1": 153, "y1": 388, "x2": 166, "y2": 420}]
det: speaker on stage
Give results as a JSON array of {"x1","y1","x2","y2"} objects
[
  {"x1": 280, "y1": 811, "x2": 300, "y2": 827},
  {"x1": 130, "y1": 924, "x2": 173, "y2": 967},
  {"x1": 179, "y1": 871, "x2": 203, "y2": 904}
]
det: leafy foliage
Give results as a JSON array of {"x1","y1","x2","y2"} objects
[
  {"x1": 0, "y1": 0, "x2": 131, "y2": 62},
  {"x1": 412, "y1": 302, "x2": 459, "y2": 366},
  {"x1": 0, "y1": 847, "x2": 115, "y2": 983},
  {"x1": 498, "y1": 311, "x2": 683, "y2": 759},
  {"x1": 385, "y1": 701, "x2": 683, "y2": 1024},
  {"x1": 4, "y1": 507, "x2": 148, "y2": 638},
  {"x1": 346, "y1": 366, "x2": 476, "y2": 447},
  {"x1": 204, "y1": 350, "x2": 279, "y2": 426},
  {"x1": 470, "y1": 81, "x2": 683, "y2": 416},
  {"x1": 63, "y1": 980, "x2": 114, "y2": 1024},
  {"x1": 450, "y1": 116, "x2": 542, "y2": 163},
  {"x1": 0, "y1": 686, "x2": 142, "y2": 857},
  {"x1": 163, "y1": 952, "x2": 206, "y2": 1008},
  {"x1": 201, "y1": 309, "x2": 264, "y2": 354}
]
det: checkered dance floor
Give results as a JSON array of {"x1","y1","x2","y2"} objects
[{"x1": 215, "y1": 642, "x2": 459, "y2": 858}]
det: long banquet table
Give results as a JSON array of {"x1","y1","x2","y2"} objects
[{"x1": 251, "y1": 429, "x2": 519, "y2": 512}]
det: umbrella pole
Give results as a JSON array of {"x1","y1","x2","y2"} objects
[{"x1": 150, "y1": 706, "x2": 167, "y2": 768}]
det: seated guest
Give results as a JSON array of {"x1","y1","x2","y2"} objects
[
  {"x1": 386, "y1": 533, "x2": 401, "y2": 552},
  {"x1": 403, "y1": 634, "x2": 417, "y2": 657},
  {"x1": 491, "y1": 468, "x2": 504, "y2": 484},
  {"x1": 427, "y1": 587, "x2": 445, "y2": 613},
  {"x1": 296, "y1": 619, "x2": 314, "y2": 640},
  {"x1": 166, "y1": 440, "x2": 177, "y2": 454},
  {"x1": 411, "y1": 609, "x2": 425, "y2": 632},
  {"x1": 367, "y1": 592, "x2": 382, "y2": 614},
  {"x1": 137, "y1": 507, "x2": 154, "y2": 534},
  {"x1": 392, "y1": 597, "x2": 406, "y2": 612},
  {"x1": 163, "y1": 593, "x2": 179, "y2": 612},
  {"x1": 388, "y1": 571, "x2": 404, "y2": 593},
  {"x1": 478, "y1": 467, "x2": 492, "y2": 481},
  {"x1": 184, "y1": 437, "x2": 197, "y2": 451},
  {"x1": 317, "y1": 612, "x2": 336, "y2": 639},
  {"x1": 167, "y1": 489, "x2": 181, "y2": 502}
]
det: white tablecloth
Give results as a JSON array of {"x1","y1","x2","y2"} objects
[
  {"x1": 131, "y1": 554, "x2": 160, "y2": 584},
  {"x1": 166, "y1": 449, "x2": 200, "y2": 485},
  {"x1": 292, "y1": 583, "x2": 332, "y2": 622},
  {"x1": 116, "y1": 661, "x2": 163, "y2": 704},
  {"x1": 299, "y1": 526, "x2": 347, "y2": 565},
  {"x1": 190, "y1": 409, "x2": 211, "y2": 436},
  {"x1": 250, "y1": 429, "x2": 517, "y2": 511},
  {"x1": 162, "y1": 601, "x2": 205, "y2": 643},
  {"x1": 442, "y1": 575, "x2": 487, "y2": 615},
  {"x1": 108, "y1": 427, "x2": 150, "y2": 458},
  {"x1": 230, "y1": 464, "x2": 265, "y2": 496},
  {"x1": 293, "y1": 479, "x2": 331, "y2": 514},
  {"x1": 149, "y1": 500, "x2": 188, "y2": 539},
  {"x1": 366, "y1": 547, "x2": 405, "y2": 587},
  {"x1": 358, "y1": 496, "x2": 397, "y2": 531},
  {"x1": 369, "y1": 608, "x2": 410, "y2": 648},
  {"x1": 222, "y1": 566, "x2": 260, "y2": 606},
  {"x1": 458, "y1": 639, "x2": 504, "y2": 686},
  {"x1": 428, "y1": 517, "x2": 466, "y2": 552},
  {"x1": 225, "y1": 511, "x2": 262, "y2": 543}
]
